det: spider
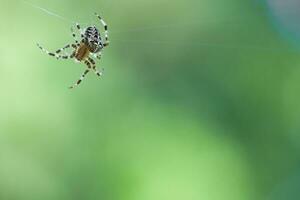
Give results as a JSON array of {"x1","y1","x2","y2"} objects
[{"x1": 37, "y1": 13, "x2": 109, "y2": 89}]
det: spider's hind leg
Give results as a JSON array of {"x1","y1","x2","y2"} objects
[{"x1": 94, "y1": 13, "x2": 109, "y2": 47}]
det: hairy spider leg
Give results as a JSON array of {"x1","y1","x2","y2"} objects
[
  {"x1": 37, "y1": 43, "x2": 76, "y2": 59},
  {"x1": 95, "y1": 13, "x2": 109, "y2": 46},
  {"x1": 88, "y1": 57, "x2": 103, "y2": 77}
]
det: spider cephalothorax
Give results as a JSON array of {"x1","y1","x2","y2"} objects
[
  {"x1": 37, "y1": 13, "x2": 109, "y2": 89},
  {"x1": 84, "y1": 26, "x2": 103, "y2": 53}
]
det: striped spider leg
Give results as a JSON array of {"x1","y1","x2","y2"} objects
[
  {"x1": 95, "y1": 13, "x2": 109, "y2": 47},
  {"x1": 92, "y1": 51, "x2": 102, "y2": 60},
  {"x1": 71, "y1": 27, "x2": 79, "y2": 44},
  {"x1": 69, "y1": 68, "x2": 90, "y2": 89},
  {"x1": 37, "y1": 27, "x2": 81, "y2": 59},
  {"x1": 87, "y1": 57, "x2": 104, "y2": 77},
  {"x1": 69, "y1": 59, "x2": 97, "y2": 89},
  {"x1": 75, "y1": 22, "x2": 85, "y2": 38},
  {"x1": 37, "y1": 43, "x2": 77, "y2": 59}
]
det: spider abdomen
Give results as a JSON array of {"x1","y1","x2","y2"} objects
[
  {"x1": 84, "y1": 26, "x2": 103, "y2": 53},
  {"x1": 75, "y1": 43, "x2": 90, "y2": 61}
]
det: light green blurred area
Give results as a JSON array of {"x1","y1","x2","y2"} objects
[{"x1": 1, "y1": 0, "x2": 300, "y2": 199}]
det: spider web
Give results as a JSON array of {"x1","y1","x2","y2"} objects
[
  {"x1": 21, "y1": 0, "x2": 291, "y2": 53},
  {"x1": 22, "y1": 0, "x2": 76, "y2": 24}
]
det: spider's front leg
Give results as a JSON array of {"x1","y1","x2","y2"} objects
[
  {"x1": 37, "y1": 43, "x2": 76, "y2": 59},
  {"x1": 69, "y1": 68, "x2": 90, "y2": 89},
  {"x1": 75, "y1": 23, "x2": 85, "y2": 39},
  {"x1": 69, "y1": 58, "x2": 100, "y2": 89},
  {"x1": 71, "y1": 27, "x2": 79, "y2": 44},
  {"x1": 95, "y1": 13, "x2": 109, "y2": 47},
  {"x1": 88, "y1": 57, "x2": 104, "y2": 77}
]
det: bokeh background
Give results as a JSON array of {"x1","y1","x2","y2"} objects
[{"x1": 1, "y1": 0, "x2": 300, "y2": 199}]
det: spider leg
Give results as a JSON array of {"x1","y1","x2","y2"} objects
[
  {"x1": 69, "y1": 69, "x2": 90, "y2": 89},
  {"x1": 76, "y1": 23, "x2": 84, "y2": 38},
  {"x1": 93, "y1": 52, "x2": 102, "y2": 60},
  {"x1": 94, "y1": 13, "x2": 109, "y2": 47},
  {"x1": 88, "y1": 57, "x2": 104, "y2": 77},
  {"x1": 37, "y1": 43, "x2": 75, "y2": 59},
  {"x1": 71, "y1": 27, "x2": 79, "y2": 44},
  {"x1": 55, "y1": 44, "x2": 73, "y2": 54},
  {"x1": 69, "y1": 59, "x2": 97, "y2": 89},
  {"x1": 96, "y1": 54, "x2": 101, "y2": 60}
]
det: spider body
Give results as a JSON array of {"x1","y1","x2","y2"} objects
[
  {"x1": 84, "y1": 26, "x2": 103, "y2": 53},
  {"x1": 37, "y1": 13, "x2": 109, "y2": 89},
  {"x1": 75, "y1": 42, "x2": 91, "y2": 61}
]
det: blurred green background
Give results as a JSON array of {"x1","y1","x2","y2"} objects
[{"x1": 1, "y1": 0, "x2": 300, "y2": 199}]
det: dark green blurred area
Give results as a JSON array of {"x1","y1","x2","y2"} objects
[{"x1": 1, "y1": 0, "x2": 300, "y2": 199}]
